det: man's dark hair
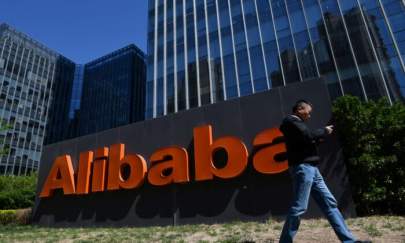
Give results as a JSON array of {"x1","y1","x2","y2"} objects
[{"x1": 292, "y1": 99, "x2": 312, "y2": 113}]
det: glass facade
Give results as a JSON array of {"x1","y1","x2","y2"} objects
[
  {"x1": 0, "y1": 23, "x2": 60, "y2": 175},
  {"x1": 78, "y1": 45, "x2": 146, "y2": 136},
  {"x1": 44, "y1": 58, "x2": 76, "y2": 145},
  {"x1": 45, "y1": 46, "x2": 146, "y2": 144},
  {"x1": 69, "y1": 64, "x2": 84, "y2": 120},
  {"x1": 0, "y1": 25, "x2": 146, "y2": 175},
  {"x1": 45, "y1": 45, "x2": 146, "y2": 144},
  {"x1": 146, "y1": 0, "x2": 405, "y2": 119}
]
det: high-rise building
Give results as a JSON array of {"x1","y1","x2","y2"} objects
[
  {"x1": 146, "y1": 0, "x2": 405, "y2": 119},
  {"x1": 0, "y1": 23, "x2": 146, "y2": 175},
  {"x1": 45, "y1": 45, "x2": 146, "y2": 143},
  {"x1": 0, "y1": 23, "x2": 74, "y2": 175},
  {"x1": 43, "y1": 58, "x2": 76, "y2": 145},
  {"x1": 78, "y1": 45, "x2": 146, "y2": 136}
]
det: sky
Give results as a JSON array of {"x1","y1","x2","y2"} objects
[{"x1": 0, "y1": 0, "x2": 148, "y2": 64}]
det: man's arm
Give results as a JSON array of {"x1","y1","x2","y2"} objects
[
  {"x1": 287, "y1": 119, "x2": 333, "y2": 143},
  {"x1": 311, "y1": 128, "x2": 327, "y2": 140},
  {"x1": 311, "y1": 125, "x2": 334, "y2": 142}
]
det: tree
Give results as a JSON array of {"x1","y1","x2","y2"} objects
[{"x1": 333, "y1": 96, "x2": 405, "y2": 215}]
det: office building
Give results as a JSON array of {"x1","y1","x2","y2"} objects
[
  {"x1": 146, "y1": 0, "x2": 405, "y2": 119},
  {"x1": 1, "y1": 23, "x2": 146, "y2": 175},
  {"x1": 43, "y1": 58, "x2": 76, "y2": 145},
  {"x1": 0, "y1": 23, "x2": 69, "y2": 175},
  {"x1": 78, "y1": 45, "x2": 146, "y2": 136},
  {"x1": 46, "y1": 45, "x2": 146, "y2": 143}
]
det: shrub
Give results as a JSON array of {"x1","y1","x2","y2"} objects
[
  {"x1": 0, "y1": 208, "x2": 31, "y2": 225},
  {"x1": 0, "y1": 173, "x2": 37, "y2": 210},
  {"x1": 332, "y1": 96, "x2": 405, "y2": 215},
  {"x1": 0, "y1": 210, "x2": 17, "y2": 225}
]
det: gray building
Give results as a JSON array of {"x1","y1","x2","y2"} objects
[
  {"x1": 146, "y1": 0, "x2": 405, "y2": 119},
  {"x1": 0, "y1": 23, "x2": 72, "y2": 175}
]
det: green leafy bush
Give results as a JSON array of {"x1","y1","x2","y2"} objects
[
  {"x1": 0, "y1": 210, "x2": 17, "y2": 225},
  {"x1": 0, "y1": 208, "x2": 31, "y2": 225},
  {"x1": 332, "y1": 96, "x2": 405, "y2": 215},
  {"x1": 0, "y1": 173, "x2": 37, "y2": 210}
]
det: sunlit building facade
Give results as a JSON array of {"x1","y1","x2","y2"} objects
[
  {"x1": 0, "y1": 23, "x2": 65, "y2": 175},
  {"x1": 146, "y1": 0, "x2": 405, "y2": 119},
  {"x1": 0, "y1": 23, "x2": 147, "y2": 175}
]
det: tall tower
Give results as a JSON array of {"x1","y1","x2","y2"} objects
[
  {"x1": 146, "y1": 0, "x2": 405, "y2": 119},
  {"x1": 78, "y1": 45, "x2": 146, "y2": 136},
  {"x1": 0, "y1": 23, "x2": 72, "y2": 175}
]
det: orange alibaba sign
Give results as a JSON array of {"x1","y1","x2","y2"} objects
[{"x1": 39, "y1": 125, "x2": 288, "y2": 198}]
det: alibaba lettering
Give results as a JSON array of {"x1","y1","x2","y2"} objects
[{"x1": 39, "y1": 125, "x2": 288, "y2": 198}]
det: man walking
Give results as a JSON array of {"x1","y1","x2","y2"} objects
[{"x1": 279, "y1": 100, "x2": 369, "y2": 243}]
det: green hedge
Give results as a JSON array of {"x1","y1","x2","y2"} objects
[
  {"x1": 0, "y1": 173, "x2": 37, "y2": 210},
  {"x1": 0, "y1": 210, "x2": 17, "y2": 225},
  {"x1": 332, "y1": 96, "x2": 405, "y2": 215},
  {"x1": 0, "y1": 208, "x2": 31, "y2": 225}
]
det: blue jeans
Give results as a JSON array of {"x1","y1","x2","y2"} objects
[{"x1": 279, "y1": 163, "x2": 356, "y2": 243}]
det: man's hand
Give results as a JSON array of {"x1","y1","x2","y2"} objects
[{"x1": 325, "y1": 125, "x2": 334, "y2": 134}]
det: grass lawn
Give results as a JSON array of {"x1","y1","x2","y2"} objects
[{"x1": 0, "y1": 216, "x2": 404, "y2": 242}]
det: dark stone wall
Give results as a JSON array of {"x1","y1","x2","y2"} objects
[{"x1": 33, "y1": 78, "x2": 355, "y2": 227}]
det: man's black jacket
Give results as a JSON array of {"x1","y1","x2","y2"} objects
[{"x1": 279, "y1": 115, "x2": 327, "y2": 166}]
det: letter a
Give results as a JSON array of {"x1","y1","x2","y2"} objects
[
  {"x1": 39, "y1": 155, "x2": 76, "y2": 198},
  {"x1": 148, "y1": 146, "x2": 189, "y2": 186},
  {"x1": 252, "y1": 128, "x2": 288, "y2": 174}
]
